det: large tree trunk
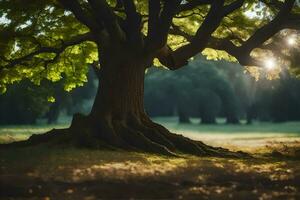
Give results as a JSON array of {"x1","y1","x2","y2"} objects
[
  {"x1": 68, "y1": 55, "x2": 207, "y2": 155},
  {"x1": 3, "y1": 48, "x2": 248, "y2": 158},
  {"x1": 90, "y1": 60, "x2": 145, "y2": 124},
  {"x1": 66, "y1": 53, "x2": 246, "y2": 157}
]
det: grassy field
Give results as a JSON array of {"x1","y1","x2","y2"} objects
[
  {"x1": 1, "y1": 117, "x2": 299, "y2": 153},
  {"x1": 0, "y1": 117, "x2": 300, "y2": 199},
  {"x1": 154, "y1": 117, "x2": 300, "y2": 153}
]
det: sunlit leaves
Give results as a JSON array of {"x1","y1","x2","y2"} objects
[
  {"x1": 0, "y1": 0, "x2": 98, "y2": 94},
  {"x1": 0, "y1": 0, "x2": 97, "y2": 91},
  {"x1": 47, "y1": 96, "x2": 56, "y2": 102},
  {"x1": 202, "y1": 48, "x2": 237, "y2": 62}
]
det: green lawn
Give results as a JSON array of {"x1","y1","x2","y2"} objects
[
  {"x1": 154, "y1": 117, "x2": 300, "y2": 153},
  {"x1": 1, "y1": 117, "x2": 300, "y2": 153}
]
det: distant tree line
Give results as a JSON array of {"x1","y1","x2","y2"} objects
[
  {"x1": 0, "y1": 57, "x2": 300, "y2": 125},
  {"x1": 145, "y1": 56, "x2": 240, "y2": 124},
  {"x1": 246, "y1": 73, "x2": 300, "y2": 123},
  {"x1": 144, "y1": 56, "x2": 300, "y2": 124},
  {"x1": 0, "y1": 68, "x2": 97, "y2": 125}
]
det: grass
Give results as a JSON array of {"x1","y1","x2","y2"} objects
[
  {"x1": 0, "y1": 117, "x2": 300, "y2": 199},
  {"x1": 0, "y1": 117, "x2": 300, "y2": 154},
  {"x1": 154, "y1": 117, "x2": 300, "y2": 153}
]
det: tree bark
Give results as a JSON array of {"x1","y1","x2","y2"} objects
[
  {"x1": 90, "y1": 60, "x2": 145, "y2": 123},
  {"x1": 85, "y1": 55, "x2": 151, "y2": 148}
]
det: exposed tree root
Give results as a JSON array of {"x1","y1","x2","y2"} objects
[{"x1": 0, "y1": 114, "x2": 250, "y2": 158}]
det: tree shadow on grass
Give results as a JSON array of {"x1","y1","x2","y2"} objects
[{"x1": 0, "y1": 146, "x2": 300, "y2": 200}]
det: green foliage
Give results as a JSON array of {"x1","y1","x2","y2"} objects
[
  {"x1": 0, "y1": 0, "x2": 97, "y2": 93},
  {"x1": 0, "y1": 0, "x2": 299, "y2": 95},
  {"x1": 0, "y1": 66, "x2": 97, "y2": 124},
  {"x1": 0, "y1": 80, "x2": 53, "y2": 124}
]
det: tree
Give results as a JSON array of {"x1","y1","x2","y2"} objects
[
  {"x1": 270, "y1": 73, "x2": 300, "y2": 122},
  {"x1": 0, "y1": 0, "x2": 299, "y2": 156},
  {"x1": 0, "y1": 80, "x2": 52, "y2": 124},
  {"x1": 144, "y1": 57, "x2": 240, "y2": 124},
  {"x1": 196, "y1": 88, "x2": 221, "y2": 124},
  {"x1": 45, "y1": 66, "x2": 98, "y2": 124}
]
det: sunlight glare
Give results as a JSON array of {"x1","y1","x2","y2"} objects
[
  {"x1": 287, "y1": 36, "x2": 296, "y2": 46},
  {"x1": 264, "y1": 58, "x2": 276, "y2": 70}
]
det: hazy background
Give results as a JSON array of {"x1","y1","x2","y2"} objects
[{"x1": 1, "y1": 55, "x2": 300, "y2": 126}]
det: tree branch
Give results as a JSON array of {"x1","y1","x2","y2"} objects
[
  {"x1": 241, "y1": 0, "x2": 295, "y2": 53},
  {"x1": 178, "y1": 0, "x2": 212, "y2": 13},
  {"x1": 158, "y1": 0, "x2": 296, "y2": 70},
  {"x1": 147, "y1": 0, "x2": 161, "y2": 46},
  {"x1": 283, "y1": 13, "x2": 300, "y2": 30},
  {"x1": 1, "y1": 33, "x2": 94, "y2": 72},
  {"x1": 122, "y1": 0, "x2": 143, "y2": 45},
  {"x1": 227, "y1": 0, "x2": 297, "y2": 66},
  {"x1": 169, "y1": 23, "x2": 193, "y2": 41},
  {"x1": 58, "y1": 0, "x2": 101, "y2": 34},
  {"x1": 223, "y1": 0, "x2": 245, "y2": 15},
  {"x1": 259, "y1": 0, "x2": 284, "y2": 10},
  {"x1": 87, "y1": 0, "x2": 125, "y2": 42},
  {"x1": 207, "y1": 37, "x2": 260, "y2": 66},
  {"x1": 157, "y1": 0, "x2": 228, "y2": 69},
  {"x1": 146, "y1": 0, "x2": 182, "y2": 51}
]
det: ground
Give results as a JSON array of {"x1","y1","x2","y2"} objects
[{"x1": 0, "y1": 117, "x2": 300, "y2": 200}]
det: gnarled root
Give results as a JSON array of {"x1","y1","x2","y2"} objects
[{"x1": 0, "y1": 113, "x2": 250, "y2": 158}]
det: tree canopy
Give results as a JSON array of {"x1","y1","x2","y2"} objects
[{"x1": 0, "y1": 0, "x2": 299, "y2": 94}]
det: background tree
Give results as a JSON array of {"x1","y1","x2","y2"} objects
[
  {"x1": 0, "y1": 80, "x2": 52, "y2": 124},
  {"x1": 0, "y1": 67, "x2": 97, "y2": 125},
  {"x1": 0, "y1": 0, "x2": 299, "y2": 156},
  {"x1": 145, "y1": 56, "x2": 242, "y2": 124},
  {"x1": 270, "y1": 73, "x2": 300, "y2": 122},
  {"x1": 46, "y1": 67, "x2": 98, "y2": 124}
]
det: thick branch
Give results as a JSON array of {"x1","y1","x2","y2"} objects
[
  {"x1": 284, "y1": 20, "x2": 300, "y2": 30},
  {"x1": 228, "y1": 0, "x2": 296, "y2": 66},
  {"x1": 241, "y1": 0, "x2": 295, "y2": 53},
  {"x1": 147, "y1": 0, "x2": 160, "y2": 42},
  {"x1": 169, "y1": 26, "x2": 260, "y2": 67},
  {"x1": 178, "y1": 0, "x2": 211, "y2": 12},
  {"x1": 223, "y1": 0, "x2": 245, "y2": 15},
  {"x1": 123, "y1": 0, "x2": 137, "y2": 18},
  {"x1": 157, "y1": 0, "x2": 227, "y2": 69},
  {"x1": 146, "y1": 0, "x2": 182, "y2": 51},
  {"x1": 122, "y1": 0, "x2": 143, "y2": 45},
  {"x1": 87, "y1": 0, "x2": 125, "y2": 42},
  {"x1": 58, "y1": 0, "x2": 101, "y2": 33},
  {"x1": 208, "y1": 37, "x2": 260, "y2": 66},
  {"x1": 283, "y1": 14, "x2": 300, "y2": 30},
  {"x1": 260, "y1": 0, "x2": 284, "y2": 10},
  {"x1": 158, "y1": 1, "x2": 182, "y2": 42},
  {"x1": 169, "y1": 23, "x2": 193, "y2": 41}
]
